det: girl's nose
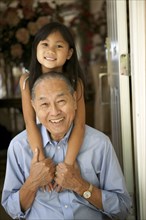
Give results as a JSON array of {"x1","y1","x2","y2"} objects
[{"x1": 47, "y1": 45, "x2": 55, "y2": 53}]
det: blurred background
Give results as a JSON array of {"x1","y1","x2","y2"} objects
[{"x1": 1, "y1": 1, "x2": 146, "y2": 220}]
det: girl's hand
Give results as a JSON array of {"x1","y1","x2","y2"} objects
[
  {"x1": 40, "y1": 157, "x2": 55, "y2": 191},
  {"x1": 54, "y1": 162, "x2": 81, "y2": 192},
  {"x1": 34, "y1": 148, "x2": 54, "y2": 191},
  {"x1": 53, "y1": 165, "x2": 64, "y2": 192},
  {"x1": 53, "y1": 182, "x2": 63, "y2": 193},
  {"x1": 53, "y1": 161, "x2": 79, "y2": 192},
  {"x1": 30, "y1": 148, "x2": 55, "y2": 189},
  {"x1": 41, "y1": 183, "x2": 53, "y2": 192}
]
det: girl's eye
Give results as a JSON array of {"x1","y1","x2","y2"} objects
[
  {"x1": 57, "y1": 44, "x2": 63, "y2": 48},
  {"x1": 41, "y1": 42, "x2": 48, "y2": 47}
]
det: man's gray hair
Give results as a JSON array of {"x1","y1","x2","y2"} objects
[{"x1": 31, "y1": 71, "x2": 75, "y2": 100}]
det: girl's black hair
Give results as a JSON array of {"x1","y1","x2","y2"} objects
[{"x1": 29, "y1": 22, "x2": 86, "y2": 94}]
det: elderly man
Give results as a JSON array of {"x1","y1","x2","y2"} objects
[{"x1": 2, "y1": 72, "x2": 132, "y2": 220}]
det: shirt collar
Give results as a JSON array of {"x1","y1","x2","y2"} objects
[{"x1": 40, "y1": 124, "x2": 73, "y2": 148}]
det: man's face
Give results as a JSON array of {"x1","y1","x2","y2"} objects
[{"x1": 32, "y1": 78, "x2": 77, "y2": 141}]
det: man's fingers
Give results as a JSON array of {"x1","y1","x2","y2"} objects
[
  {"x1": 74, "y1": 161, "x2": 79, "y2": 169},
  {"x1": 55, "y1": 184, "x2": 63, "y2": 192},
  {"x1": 48, "y1": 183, "x2": 53, "y2": 191}
]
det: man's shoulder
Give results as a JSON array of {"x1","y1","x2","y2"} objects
[
  {"x1": 79, "y1": 125, "x2": 113, "y2": 157},
  {"x1": 84, "y1": 125, "x2": 112, "y2": 151},
  {"x1": 85, "y1": 125, "x2": 109, "y2": 141},
  {"x1": 10, "y1": 129, "x2": 28, "y2": 146}
]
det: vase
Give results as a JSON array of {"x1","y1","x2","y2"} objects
[
  {"x1": 0, "y1": 58, "x2": 7, "y2": 98},
  {"x1": 4, "y1": 62, "x2": 14, "y2": 97}
]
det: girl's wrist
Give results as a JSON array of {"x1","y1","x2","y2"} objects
[
  {"x1": 33, "y1": 148, "x2": 45, "y2": 161},
  {"x1": 38, "y1": 154, "x2": 45, "y2": 161},
  {"x1": 64, "y1": 159, "x2": 74, "y2": 166}
]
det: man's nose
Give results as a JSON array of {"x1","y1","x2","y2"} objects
[{"x1": 50, "y1": 104, "x2": 60, "y2": 115}]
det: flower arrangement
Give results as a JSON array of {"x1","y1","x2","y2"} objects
[
  {"x1": 0, "y1": 0, "x2": 107, "y2": 99},
  {"x1": 0, "y1": 0, "x2": 66, "y2": 67},
  {"x1": 0, "y1": 0, "x2": 107, "y2": 69}
]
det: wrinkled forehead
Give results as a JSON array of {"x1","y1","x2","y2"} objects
[{"x1": 33, "y1": 78, "x2": 71, "y2": 100}]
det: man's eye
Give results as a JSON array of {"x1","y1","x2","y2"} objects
[
  {"x1": 58, "y1": 100, "x2": 65, "y2": 105},
  {"x1": 41, "y1": 103, "x2": 48, "y2": 107}
]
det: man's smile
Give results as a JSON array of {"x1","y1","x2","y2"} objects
[{"x1": 49, "y1": 117, "x2": 64, "y2": 124}]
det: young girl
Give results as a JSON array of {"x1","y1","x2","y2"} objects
[{"x1": 19, "y1": 22, "x2": 86, "y2": 189}]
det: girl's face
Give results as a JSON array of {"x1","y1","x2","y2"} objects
[{"x1": 37, "y1": 31, "x2": 73, "y2": 73}]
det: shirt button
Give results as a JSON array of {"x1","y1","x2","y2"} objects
[
  {"x1": 57, "y1": 146, "x2": 61, "y2": 150},
  {"x1": 64, "y1": 205, "x2": 68, "y2": 208}
]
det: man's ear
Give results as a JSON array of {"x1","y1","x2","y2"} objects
[
  {"x1": 67, "y1": 48, "x2": 73, "y2": 60},
  {"x1": 31, "y1": 100, "x2": 36, "y2": 111}
]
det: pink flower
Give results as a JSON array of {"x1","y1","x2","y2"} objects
[
  {"x1": 36, "y1": 16, "x2": 50, "y2": 30},
  {"x1": 27, "y1": 22, "x2": 38, "y2": 36},
  {"x1": 38, "y1": 2, "x2": 53, "y2": 15},
  {"x1": 5, "y1": 8, "x2": 20, "y2": 27},
  {"x1": 11, "y1": 44, "x2": 23, "y2": 58},
  {"x1": 20, "y1": 0, "x2": 33, "y2": 8},
  {"x1": 16, "y1": 28, "x2": 30, "y2": 44},
  {"x1": 22, "y1": 7, "x2": 35, "y2": 20}
]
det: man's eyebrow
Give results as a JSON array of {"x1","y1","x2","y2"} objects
[
  {"x1": 57, "y1": 92, "x2": 66, "y2": 97},
  {"x1": 37, "y1": 96, "x2": 47, "y2": 101}
]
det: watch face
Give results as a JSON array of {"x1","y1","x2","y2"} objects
[{"x1": 83, "y1": 191, "x2": 91, "y2": 199}]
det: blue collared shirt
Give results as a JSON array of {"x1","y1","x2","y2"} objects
[{"x1": 1, "y1": 124, "x2": 132, "y2": 220}]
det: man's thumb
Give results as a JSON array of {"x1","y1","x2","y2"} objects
[{"x1": 32, "y1": 147, "x2": 39, "y2": 163}]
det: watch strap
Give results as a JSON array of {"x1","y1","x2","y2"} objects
[{"x1": 88, "y1": 183, "x2": 93, "y2": 193}]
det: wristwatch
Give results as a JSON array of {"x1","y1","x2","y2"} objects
[{"x1": 83, "y1": 184, "x2": 93, "y2": 199}]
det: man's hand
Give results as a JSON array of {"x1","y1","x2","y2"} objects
[
  {"x1": 54, "y1": 162, "x2": 83, "y2": 192},
  {"x1": 29, "y1": 148, "x2": 55, "y2": 190},
  {"x1": 19, "y1": 148, "x2": 55, "y2": 211}
]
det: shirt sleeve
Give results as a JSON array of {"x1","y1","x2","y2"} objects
[
  {"x1": 1, "y1": 140, "x2": 30, "y2": 219},
  {"x1": 100, "y1": 138, "x2": 132, "y2": 219}
]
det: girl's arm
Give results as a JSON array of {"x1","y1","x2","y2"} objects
[
  {"x1": 19, "y1": 74, "x2": 45, "y2": 161},
  {"x1": 64, "y1": 80, "x2": 85, "y2": 165}
]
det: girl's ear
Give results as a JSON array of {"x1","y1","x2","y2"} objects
[{"x1": 67, "y1": 48, "x2": 73, "y2": 60}]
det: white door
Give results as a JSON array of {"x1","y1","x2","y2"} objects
[
  {"x1": 129, "y1": 1, "x2": 146, "y2": 219},
  {"x1": 106, "y1": 0, "x2": 135, "y2": 219}
]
